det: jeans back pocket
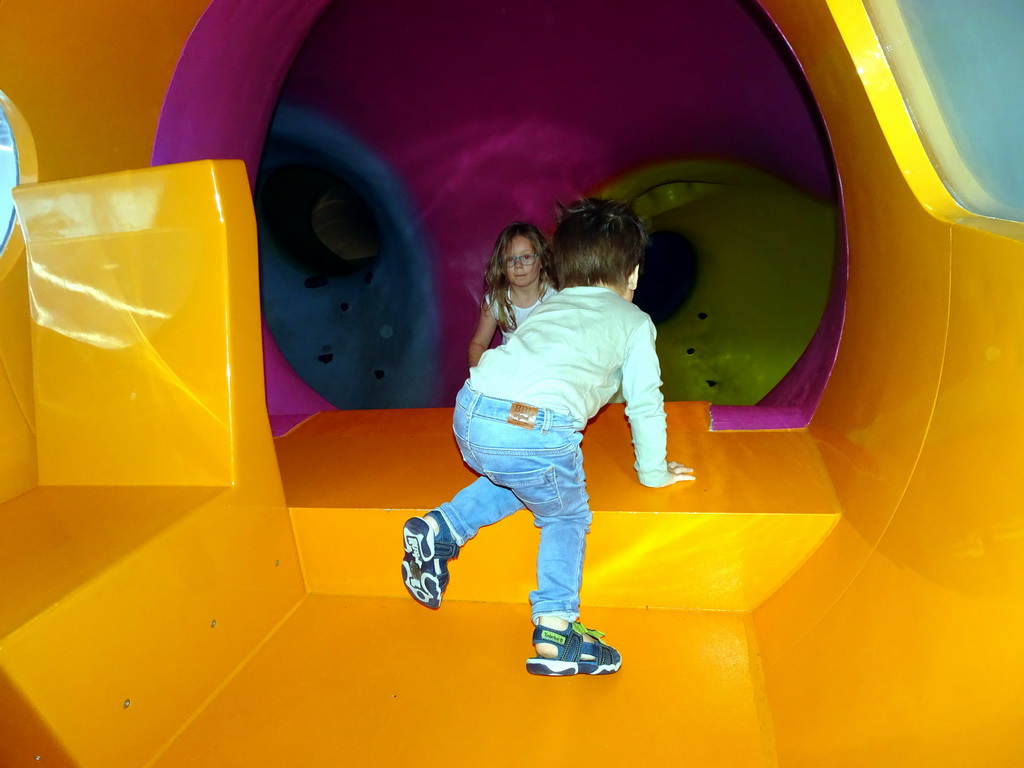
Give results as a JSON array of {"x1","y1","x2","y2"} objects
[{"x1": 487, "y1": 466, "x2": 563, "y2": 517}]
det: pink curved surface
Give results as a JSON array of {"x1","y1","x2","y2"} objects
[{"x1": 153, "y1": 0, "x2": 837, "y2": 429}]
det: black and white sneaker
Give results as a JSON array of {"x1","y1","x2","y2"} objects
[{"x1": 402, "y1": 513, "x2": 459, "y2": 609}]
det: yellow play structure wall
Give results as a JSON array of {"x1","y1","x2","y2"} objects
[
  {"x1": 0, "y1": 2, "x2": 306, "y2": 765},
  {"x1": 0, "y1": 92, "x2": 38, "y2": 501},
  {"x1": 754, "y1": 1, "x2": 1024, "y2": 765},
  {"x1": 5, "y1": 157, "x2": 307, "y2": 767},
  {"x1": 0, "y1": 0, "x2": 210, "y2": 501},
  {"x1": 0, "y1": 0, "x2": 210, "y2": 182}
]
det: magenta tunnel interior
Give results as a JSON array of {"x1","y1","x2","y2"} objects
[{"x1": 153, "y1": 0, "x2": 840, "y2": 433}]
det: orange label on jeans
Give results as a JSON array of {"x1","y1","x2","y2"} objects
[{"x1": 507, "y1": 403, "x2": 539, "y2": 429}]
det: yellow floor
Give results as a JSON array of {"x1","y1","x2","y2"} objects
[{"x1": 151, "y1": 596, "x2": 774, "y2": 768}]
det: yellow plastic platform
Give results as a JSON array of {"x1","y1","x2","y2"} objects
[
  {"x1": 3, "y1": 1, "x2": 1024, "y2": 767},
  {"x1": 280, "y1": 405, "x2": 837, "y2": 611}
]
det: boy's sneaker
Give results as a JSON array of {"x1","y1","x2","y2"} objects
[
  {"x1": 526, "y1": 622, "x2": 622, "y2": 677},
  {"x1": 402, "y1": 512, "x2": 459, "y2": 609}
]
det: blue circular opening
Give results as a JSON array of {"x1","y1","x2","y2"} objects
[
  {"x1": 0, "y1": 102, "x2": 18, "y2": 254},
  {"x1": 253, "y1": 105, "x2": 441, "y2": 410}
]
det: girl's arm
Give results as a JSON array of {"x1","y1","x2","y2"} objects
[{"x1": 468, "y1": 305, "x2": 500, "y2": 368}]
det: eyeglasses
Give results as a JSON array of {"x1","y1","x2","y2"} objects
[{"x1": 505, "y1": 253, "x2": 537, "y2": 268}]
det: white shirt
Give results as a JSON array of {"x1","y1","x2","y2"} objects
[
  {"x1": 492, "y1": 286, "x2": 556, "y2": 342},
  {"x1": 470, "y1": 286, "x2": 673, "y2": 487}
]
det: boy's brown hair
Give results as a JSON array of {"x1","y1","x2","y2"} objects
[{"x1": 551, "y1": 198, "x2": 648, "y2": 291}]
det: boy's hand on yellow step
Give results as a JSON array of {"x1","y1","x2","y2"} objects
[{"x1": 666, "y1": 461, "x2": 696, "y2": 483}]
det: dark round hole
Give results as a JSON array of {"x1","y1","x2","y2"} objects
[
  {"x1": 633, "y1": 231, "x2": 697, "y2": 325},
  {"x1": 304, "y1": 275, "x2": 328, "y2": 289},
  {"x1": 259, "y1": 165, "x2": 380, "y2": 277}
]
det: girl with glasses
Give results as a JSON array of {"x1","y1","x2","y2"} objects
[{"x1": 468, "y1": 222, "x2": 556, "y2": 367}]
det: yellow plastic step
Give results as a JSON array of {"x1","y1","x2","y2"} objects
[{"x1": 279, "y1": 403, "x2": 839, "y2": 611}]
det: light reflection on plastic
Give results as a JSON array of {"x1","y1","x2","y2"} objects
[
  {"x1": 28, "y1": 259, "x2": 171, "y2": 350},
  {"x1": 30, "y1": 260, "x2": 171, "y2": 320},
  {"x1": 210, "y1": 176, "x2": 225, "y2": 224}
]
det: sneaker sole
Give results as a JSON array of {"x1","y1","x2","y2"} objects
[
  {"x1": 527, "y1": 652, "x2": 623, "y2": 677},
  {"x1": 402, "y1": 517, "x2": 444, "y2": 608},
  {"x1": 526, "y1": 659, "x2": 579, "y2": 676}
]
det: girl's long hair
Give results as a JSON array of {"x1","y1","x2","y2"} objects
[{"x1": 482, "y1": 222, "x2": 553, "y2": 333}]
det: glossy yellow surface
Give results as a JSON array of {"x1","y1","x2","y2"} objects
[
  {"x1": 18, "y1": 164, "x2": 251, "y2": 488},
  {"x1": 0, "y1": 250, "x2": 36, "y2": 501},
  {"x1": 2, "y1": 495, "x2": 304, "y2": 767},
  {"x1": 753, "y1": 0, "x2": 1024, "y2": 765},
  {"x1": 11, "y1": 160, "x2": 285, "y2": 502},
  {"x1": 0, "y1": 91, "x2": 38, "y2": 502},
  {"x1": 2, "y1": 0, "x2": 1024, "y2": 766},
  {"x1": 153, "y1": 596, "x2": 775, "y2": 768},
  {"x1": 0, "y1": 0, "x2": 209, "y2": 181},
  {"x1": 0, "y1": 0, "x2": 205, "y2": 503},
  {"x1": 1, "y1": 161, "x2": 303, "y2": 767},
  {"x1": 0, "y1": 485, "x2": 222, "y2": 638}
]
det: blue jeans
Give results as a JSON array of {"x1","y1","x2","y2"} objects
[{"x1": 438, "y1": 383, "x2": 591, "y2": 623}]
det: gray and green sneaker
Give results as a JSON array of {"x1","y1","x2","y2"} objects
[{"x1": 527, "y1": 622, "x2": 622, "y2": 676}]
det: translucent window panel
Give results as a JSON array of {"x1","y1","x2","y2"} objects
[
  {"x1": 0, "y1": 101, "x2": 17, "y2": 253},
  {"x1": 867, "y1": 0, "x2": 1024, "y2": 222}
]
